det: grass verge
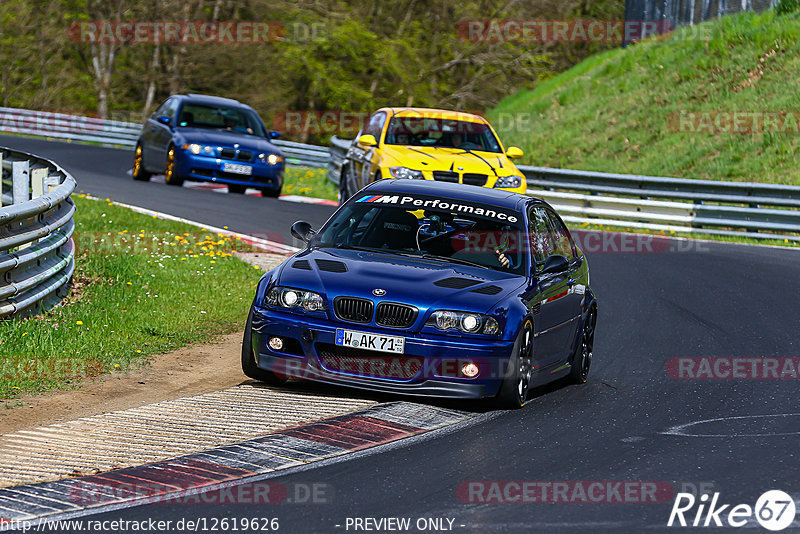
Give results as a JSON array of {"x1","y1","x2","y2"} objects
[
  {"x1": 490, "y1": 9, "x2": 800, "y2": 185},
  {"x1": 0, "y1": 196, "x2": 268, "y2": 401},
  {"x1": 282, "y1": 166, "x2": 337, "y2": 201}
]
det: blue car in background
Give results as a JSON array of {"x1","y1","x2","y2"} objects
[
  {"x1": 242, "y1": 179, "x2": 598, "y2": 408},
  {"x1": 132, "y1": 94, "x2": 285, "y2": 197}
]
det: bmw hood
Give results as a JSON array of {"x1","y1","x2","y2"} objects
[
  {"x1": 380, "y1": 145, "x2": 517, "y2": 177},
  {"x1": 175, "y1": 128, "x2": 279, "y2": 153},
  {"x1": 276, "y1": 248, "x2": 526, "y2": 314}
]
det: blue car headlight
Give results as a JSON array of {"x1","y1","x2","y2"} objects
[
  {"x1": 259, "y1": 153, "x2": 282, "y2": 165},
  {"x1": 389, "y1": 167, "x2": 424, "y2": 180},
  {"x1": 494, "y1": 175, "x2": 523, "y2": 189},
  {"x1": 427, "y1": 310, "x2": 500, "y2": 335},
  {"x1": 266, "y1": 286, "x2": 324, "y2": 312},
  {"x1": 184, "y1": 144, "x2": 215, "y2": 155}
]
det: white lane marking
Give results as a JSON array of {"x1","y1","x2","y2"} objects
[
  {"x1": 662, "y1": 413, "x2": 800, "y2": 437},
  {"x1": 86, "y1": 194, "x2": 299, "y2": 254}
]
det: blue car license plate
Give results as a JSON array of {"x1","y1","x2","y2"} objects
[
  {"x1": 222, "y1": 162, "x2": 252, "y2": 175},
  {"x1": 335, "y1": 329, "x2": 405, "y2": 354}
]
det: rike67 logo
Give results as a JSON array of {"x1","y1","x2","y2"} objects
[{"x1": 668, "y1": 490, "x2": 796, "y2": 531}]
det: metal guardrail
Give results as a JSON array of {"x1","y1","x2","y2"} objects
[
  {"x1": 1, "y1": 107, "x2": 798, "y2": 243},
  {"x1": 0, "y1": 107, "x2": 330, "y2": 168},
  {"x1": 328, "y1": 136, "x2": 800, "y2": 242},
  {"x1": 0, "y1": 147, "x2": 76, "y2": 319}
]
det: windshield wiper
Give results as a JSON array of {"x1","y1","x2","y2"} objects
[
  {"x1": 331, "y1": 245, "x2": 488, "y2": 269},
  {"x1": 419, "y1": 253, "x2": 486, "y2": 269}
]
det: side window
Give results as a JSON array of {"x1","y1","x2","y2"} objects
[
  {"x1": 363, "y1": 112, "x2": 386, "y2": 141},
  {"x1": 545, "y1": 209, "x2": 576, "y2": 261},
  {"x1": 528, "y1": 207, "x2": 555, "y2": 268},
  {"x1": 164, "y1": 98, "x2": 178, "y2": 119},
  {"x1": 153, "y1": 99, "x2": 169, "y2": 117}
]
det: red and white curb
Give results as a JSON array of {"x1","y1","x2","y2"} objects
[{"x1": 0, "y1": 403, "x2": 470, "y2": 525}]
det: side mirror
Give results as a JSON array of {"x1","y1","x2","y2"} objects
[
  {"x1": 156, "y1": 115, "x2": 172, "y2": 126},
  {"x1": 291, "y1": 221, "x2": 316, "y2": 243},
  {"x1": 357, "y1": 134, "x2": 378, "y2": 147},
  {"x1": 269, "y1": 130, "x2": 281, "y2": 139},
  {"x1": 506, "y1": 146, "x2": 524, "y2": 159},
  {"x1": 539, "y1": 254, "x2": 569, "y2": 275}
]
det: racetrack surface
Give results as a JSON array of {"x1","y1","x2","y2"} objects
[
  {"x1": 4, "y1": 136, "x2": 800, "y2": 532},
  {"x1": 0, "y1": 135, "x2": 336, "y2": 246}
]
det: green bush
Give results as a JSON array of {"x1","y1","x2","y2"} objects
[{"x1": 776, "y1": 0, "x2": 800, "y2": 15}]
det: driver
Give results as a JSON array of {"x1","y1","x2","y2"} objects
[
  {"x1": 396, "y1": 132, "x2": 412, "y2": 145},
  {"x1": 450, "y1": 132, "x2": 464, "y2": 148}
]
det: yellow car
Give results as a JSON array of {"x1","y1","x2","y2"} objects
[{"x1": 338, "y1": 107, "x2": 526, "y2": 203}]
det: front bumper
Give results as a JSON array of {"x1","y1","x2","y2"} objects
[
  {"x1": 250, "y1": 306, "x2": 515, "y2": 399},
  {"x1": 376, "y1": 168, "x2": 526, "y2": 195},
  {"x1": 177, "y1": 152, "x2": 283, "y2": 192}
]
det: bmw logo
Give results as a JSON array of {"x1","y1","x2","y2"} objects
[{"x1": 373, "y1": 289, "x2": 386, "y2": 296}]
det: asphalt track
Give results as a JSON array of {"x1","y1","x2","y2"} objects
[{"x1": 4, "y1": 135, "x2": 800, "y2": 533}]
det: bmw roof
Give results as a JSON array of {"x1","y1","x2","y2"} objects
[
  {"x1": 360, "y1": 179, "x2": 532, "y2": 211},
  {"x1": 180, "y1": 94, "x2": 246, "y2": 107}
]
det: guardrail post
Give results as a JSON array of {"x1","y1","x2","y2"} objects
[
  {"x1": 12, "y1": 160, "x2": 30, "y2": 204},
  {"x1": 45, "y1": 174, "x2": 60, "y2": 193},
  {"x1": 31, "y1": 167, "x2": 47, "y2": 198}
]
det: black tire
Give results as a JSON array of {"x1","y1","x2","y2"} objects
[
  {"x1": 241, "y1": 310, "x2": 287, "y2": 386},
  {"x1": 164, "y1": 145, "x2": 184, "y2": 186},
  {"x1": 228, "y1": 184, "x2": 247, "y2": 194},
  {"x1": 569, "y1": 306, "x2": 596, "y2": 384},
  {"x1": 495, "y1": 320, "x2": 534, "y2": 409},
  {"x1": 261, "y1": 187, "x2": 281, "y2": 198},
  {"x1": 132, "y1": 143, "x2": 151, "y2": 181}
]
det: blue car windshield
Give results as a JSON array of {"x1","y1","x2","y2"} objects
[
  {"x1": 314, "y1": 194, "x2": 527, "y2": 275},
  {"x1": 176, "y1": 103, "x2": 266, "y2": 136}
]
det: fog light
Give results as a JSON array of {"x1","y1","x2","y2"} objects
[
  {"x1": 268, "y1": 336, "x2": 284, "y2": 351},
  {"x1": 461, "y1": 362, "x2": 480, "y2": 378}
]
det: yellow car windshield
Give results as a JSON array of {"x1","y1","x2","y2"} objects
[{"x1": 384, "y1": 117, "x2": 502, "y2": 153}]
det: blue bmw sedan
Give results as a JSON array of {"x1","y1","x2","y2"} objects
[
  {"x1": 132, "y1": 94, "x2": 284, "y2": 197},
  {"x1": 243, "y1": 179, "x2": 597, "y2": 408}
]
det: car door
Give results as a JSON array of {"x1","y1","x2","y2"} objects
[
  {"x1": 542, "y1": 207, "x2": 584, "y2": 363},
  {"x1": 151, "y1": 97, "x2": 179, "y2": 169},
  {"x1": 347, "y1": 111, "x2": 386, "y2": 191},
  {"x1": 140, "y1": 99, "x2": 168, "y2": 168},
  {"x1": 522, "y1": 206, "x2": 578, "y2": 370}
]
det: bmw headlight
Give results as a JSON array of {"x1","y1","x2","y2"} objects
[
  {"x1": 494, "y1": 175, "x2": 523, "y2": 189},
  {"x1": 187, "y1": 143, "x2": 202, "y2": 155},
  {"x1": 389, "y1": 167, "x2": 424, "y2": 180},
  {"x1": 427, "y1": 310, "x2": 500, "y2": 335},
  {"x1": 266, "y1": 287, "x2": 325, "y2": 312},
  {"x1": 259, "y1": 153, "x2": 282, "y2": 165}
]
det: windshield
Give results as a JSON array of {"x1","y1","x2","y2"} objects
[
  {"x1": 384, "y1": 116, "x2": 502, "y2": 152},
  {"x1": 176, "y1": 103, "x2": 266, "y2": 136},
  {"x1": 314, "y1": 194, "x2": 526, "y2": 275}
]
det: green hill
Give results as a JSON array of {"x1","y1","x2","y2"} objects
[{"x1": 489, "y1": 9, "x2": 800, "y2": 185}]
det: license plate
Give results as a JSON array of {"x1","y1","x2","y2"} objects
[
  {"x1": 335, "y1": 329, "x2": 405, "y2": 354},
  {"x1": 222, "y1": 162, "x2": 252, "y2": 175}
]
